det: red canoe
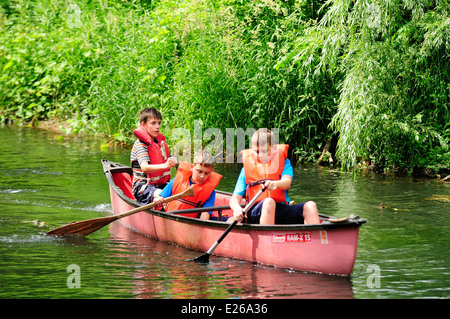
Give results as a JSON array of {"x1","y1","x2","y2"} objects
[{"x1": 102, "y1": 159, "x2": 366, "y2": 276}]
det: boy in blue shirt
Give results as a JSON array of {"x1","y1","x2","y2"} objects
[{"x1": 229, "y1": 128, "x2": 320, "y2": 225}]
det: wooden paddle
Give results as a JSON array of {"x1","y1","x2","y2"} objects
[
  {"x1": 47, "y1": 187, "x2": 195, "y2": 237},
  {"x1": 194, "y1": 187, "x2": 265, "y2": 263}
]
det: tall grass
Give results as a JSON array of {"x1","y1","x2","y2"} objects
[
  {"x1": 167, "y1": 0, "x2": 336, "y2": 161},
  {"x1": 1, "y1": 0, "x2": 448, "y2": 173}
]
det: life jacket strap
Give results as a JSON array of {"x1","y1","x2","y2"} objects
[{"x1": 176, "y1": 198, "x2": 203, "y2": 208}]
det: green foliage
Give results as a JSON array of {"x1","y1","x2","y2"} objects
[
  {"x1": 0, "y1": 0, "x2": 448, "y2": 172},
  {"x1": 166, "y1": 0, "x2": 334, "y2": 161},
  {"x1": 282, "y1": 0, "x2": 449, "y2": 171},
  {"x1": 0, "y1": 0, "x2": 179, "y2": 139}
]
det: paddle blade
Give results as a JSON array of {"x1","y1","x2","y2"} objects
[
  {"x1": 47, "y1": 215, "x2": 117, "y2": 237},
  {"x1": 193, "y1": 253, "x2": 210, "y2": 264},
  {"x1": 179, "y1": 186, "x2": 195, "y2": 198}
]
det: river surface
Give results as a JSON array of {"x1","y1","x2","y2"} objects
[{"x1": 0, "y1": 126, "x2": 449, "y2": 299}]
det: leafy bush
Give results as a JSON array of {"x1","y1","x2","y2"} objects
[
  {"x1": 282, "y1": 0, "x2": 449, "y2": 171},
  {"x1": 1, "y1": 0, "x2": 448, "y2": 173}
]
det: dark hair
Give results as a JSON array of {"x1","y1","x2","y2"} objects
[{"x1": 139, "y1": 108, "x2": 162, "y2": 123}]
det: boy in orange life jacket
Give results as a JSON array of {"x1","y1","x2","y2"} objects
[
  {"x1": 130, "y1": 108, "x2": 178, "y2": 205},
  {"x1": 229, "y1": 128, "x2": 320, "y2": 225},
  {"x1": 153, "y1": 150, "x2": 222, "y2": 220}
]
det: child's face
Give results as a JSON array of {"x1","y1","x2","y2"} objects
[
  {"x1": 191, "y1": 164, "x2": 214, "y2": 185},
  {"x1": 252, "y1": 142, "x2": 274, "y2": 163},
  {"x1": 142, "y1": 117, "x2": 161, "y2": 138}
]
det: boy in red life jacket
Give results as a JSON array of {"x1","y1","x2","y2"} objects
[
  {"x1": 229, "y1": 128, "x2": 320, "y2": 225},
  {"x1": 130, "y1": 108, "x2": 178, "y2": 204},
  {"x1": 153, "y1": 150, "x2": 222, "y2": 220}
]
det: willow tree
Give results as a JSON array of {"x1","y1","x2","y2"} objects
[{"x1": 282, "y1": 0, "x2": 449, "y2": 172}]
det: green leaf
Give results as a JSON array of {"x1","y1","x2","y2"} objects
[{"x1": 3, "y1": 60, "x2": 13, "y2": 71}]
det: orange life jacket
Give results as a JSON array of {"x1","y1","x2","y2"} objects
[
  {"x1": 241, "y1": 144, "x2": 289, "y2": 204},
  {"x1": 133, "y1": 125, "x2": 171, "y2": 186},
  {"x1": 166, "y1": 162, "x2": 223, "y2": 217}
]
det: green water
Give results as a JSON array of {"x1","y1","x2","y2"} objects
[{"x1": 0, "y1": 126, "x2": 449, "y2": 299}]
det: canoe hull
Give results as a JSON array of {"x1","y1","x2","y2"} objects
[{"x1": 104, "y1": 160, "x2": 364, "y2": 276}]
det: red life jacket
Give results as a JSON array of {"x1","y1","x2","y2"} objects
[
  {"x1": 133, "y1": 125, "x2": 171, "y2": 186},
  {"x1": 166, "y1": 162, "x2": 222, "y2": 217},
  {"x1": 241, "y1": 144, "x2": 289, "y2": 204}
]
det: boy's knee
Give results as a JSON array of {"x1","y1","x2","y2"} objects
[
  {"x1": 260, "y1": 198, "x2": 276, "y2": 224},
  {"x1": 262, "y1": 198, "x2": 276, "y2": 210},
  {"x1": 304, "y1": 201, "x2": 317, "y2": 212},
  {"x1": 303, "y1": 201, "x2": 320, "y2": 224}
]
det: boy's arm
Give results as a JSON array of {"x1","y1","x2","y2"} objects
[
  {"x1": 230, "y1": 193, "x2": 245, "y2": 222},
  {"x1": 264, "y1": 158, "x2": 293, "y2": 191},
  {"x1": 152, "y1": 179, "x2": 174, "y2": 206},
  {"x1": 140, "y1": 157, "x2": 177, "y2": 174},
  {"x1": 158, "y1": 179, "x2": 174, "y2": 198},
  {"x1": 199, "y1": 191, "x2": 216, "y2": 220},
  {"x1": 264, "y1": 175, "x2": 292, "y2": 191},
  {"x1": 230, "y1": 168, "x2": 246, "y2": 222},
  {"x1": 203, "y1": 190, "x2": 216, "y2": 209},
  {"x1": 135, "y1": 141, "x2": 177, "y2": 174}
]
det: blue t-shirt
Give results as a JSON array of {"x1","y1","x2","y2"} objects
[
  {"x1": 160, "y1": 178, "x2": 216, "y2": 215},
  {"x1": 233, "y1": 158, "x2": 293, "y2": 203}
]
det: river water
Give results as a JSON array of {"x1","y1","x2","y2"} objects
[{"x1": 0, "y1": 126, "x2": 448, "y2": 299}]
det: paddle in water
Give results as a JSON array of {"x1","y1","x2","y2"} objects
[
  {"x1": 194, "y1": 187, "x2": 266, "y2": 263},
  {"x1": 47, "y1": 187, "x2": 195, "y2": 237}
]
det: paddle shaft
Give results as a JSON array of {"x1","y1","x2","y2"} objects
[
  {"x1": 205, "y1": 220, "x2": 237, "y2": 255},
  {"x1": 116, "y1": 193, "x2": 177, "y2": 219},
  {"x1": 47, "y1": 186, "x2": 194, "y2": 236},
  {"x1": 112, "y1": 186, "x2": 195, "y2": 220},
  {"x1": 202, "y1": 188, "x2": 265, "y2": 256},
  {"x1": 111, "y1": 186, "x2": 195, "y2": 219}
]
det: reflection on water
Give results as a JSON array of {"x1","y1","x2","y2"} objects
[
  {"x1": 0, "y1": 126, "x2": 449, "y2": 299},
  {"x1": 108, "y1": 222, "x2": 354, "y2": 299}
]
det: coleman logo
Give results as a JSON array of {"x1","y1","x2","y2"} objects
[
  {"x1": 320, "y1": 230, "x2": 328, "y2": 244},
  {"x1": 272, "y1": 232, "x2": 312, "y2": 243}
]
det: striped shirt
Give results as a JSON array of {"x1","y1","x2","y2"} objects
[{"x1": 130, "y1": 139, "x2": 150, "y2": 189}]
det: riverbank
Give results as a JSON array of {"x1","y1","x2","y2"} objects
[
  {"x1": 9, "y1": 119, "x2": 450, "y2": 182},
  {"x1": 1, "y1": 0, "x2": 448, "y2": 174}
]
